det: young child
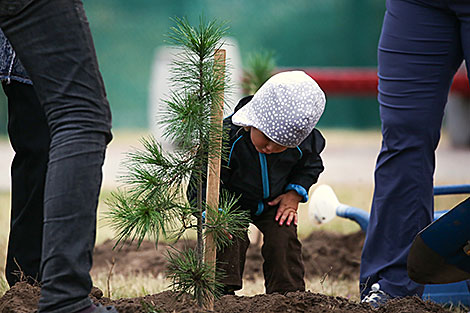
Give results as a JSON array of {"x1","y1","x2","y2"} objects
[{"x1": 191, "y1": 70, "x2": 326, "y2": 295}]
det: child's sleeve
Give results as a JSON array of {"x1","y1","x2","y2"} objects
[{"x1": 285, "y1": 129, "x2": 326, "y2": 202}]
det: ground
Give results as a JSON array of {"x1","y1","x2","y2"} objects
[
  {"x1": 0, "y1": 282, "x2": 449, "y2": 313},
  {"x1": 89, "y1": 230, "x2": 365, "y2": 282},
  {"x1": 0, "y1": 231, "x2": 455, "y2": 313},
  {"x1": 0, "y1": 130, "x2": 467, "y2": 312}
]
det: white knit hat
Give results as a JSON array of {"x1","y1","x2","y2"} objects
[{"x1": 232, "y1": 70, "x2": 325, "y2": 147}]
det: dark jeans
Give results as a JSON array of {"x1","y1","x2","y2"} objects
[
  {"x1": 217, "y1": 207, "x2": 305, "y2": 294},
  {"x1": 360, "y1": 0, "x2": 470, "y2": 299},
  {"x1": 4, "y1": 81, "x2": 49, "y2": 286},
  {"x1": 0, "y1": 0, "x2": 112, "y2": 312}
]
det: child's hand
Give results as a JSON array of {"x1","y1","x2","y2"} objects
[{"x1": 268, "y1": 190, "x2": 303, "y2": 226}]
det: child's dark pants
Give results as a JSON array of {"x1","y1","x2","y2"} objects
[{"x1": 217, "y1": 206, "x2": 305, "y2": 294}]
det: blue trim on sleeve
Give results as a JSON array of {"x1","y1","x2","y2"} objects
[
  {"x1": 296, "y1": 146, "x2": 303, "y2": 159},
  {"x1": 228, "y1": 135, "x2": 243, "y2": 167},
  {"x1": 285, "y1": 184, "x2": 309, "y2": 203}
]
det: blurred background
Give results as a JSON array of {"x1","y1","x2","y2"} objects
[
  {"x1": 0, "y1": 0, "x2": 468, "y2": 225},
  {"x1": 0, "y1": 0, "x2": 468, "y2": 137},
  {"x1": 0, "y1": 0, "x2": 468, "y2": 221},
  {"x1": 0, "y1": 0, "x2": 387, "y2": 133}
]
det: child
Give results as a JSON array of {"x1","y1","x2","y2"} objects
[{"x1": 191, "y1": 70, "x2": 326, "y2": 294}]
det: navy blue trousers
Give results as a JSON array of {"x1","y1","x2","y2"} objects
[{"x1": 360, "y1": 0, "x2": 470, "y2": 298}]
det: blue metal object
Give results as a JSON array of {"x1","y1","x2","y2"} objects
[
  {"x1": 434, "y1": 184, "x2": 470, "y2": 196},
  {"x1": 336, "y1": 185, "x2": 470, "y2": 306},
  {"x1": 336, "y1": 207, "x2": 450, "y2": 233},
  {"x1": 421, "y1": 198, "x2": 470, "y2": 273},
  {"x1": 423, "y1": 281, "x2": 470, "y2": 307},
  {"x1": 336, "y1": 204, "x2": 369, "y2": 232},
  {"x1": 421, "y1": 198, "x2": 470, "y2": 307}
]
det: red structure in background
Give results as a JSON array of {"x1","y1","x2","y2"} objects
[{"x1": 302, "y1": 67, "x2": 470, "y2": 97}]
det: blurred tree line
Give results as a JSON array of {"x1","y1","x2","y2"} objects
[{"x1": 0, "y1": 0, "x2": 386, "y2": 134}]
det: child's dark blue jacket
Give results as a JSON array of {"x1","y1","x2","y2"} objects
[{"x1": 188, "y1": 95, "x2": 325, "y2": 216}]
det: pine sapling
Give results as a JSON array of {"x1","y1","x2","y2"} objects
[{"x1": 106, "y1": 16, "x2": 250, "y2": 307}]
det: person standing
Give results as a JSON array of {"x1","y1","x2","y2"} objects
[
  {"x1": 0, "y1": 1, "x2": 116, "y2": 312},
  {"x1": 360, "y1": 0, "x2": 470, "y2": 307},
  {"x1": 0, "y1": 28, "x2": 49, "y2": 287}
]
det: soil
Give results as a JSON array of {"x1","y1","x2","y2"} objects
[
  {"x1": 0, "y1": 231, "x2": 454, "y2": 313},
  {"x1": 0, "y1": 282, "x2": 449, "y2": 313},
  {"x1": 91, "y1": 230, "x2": 365, "y2": 282}
]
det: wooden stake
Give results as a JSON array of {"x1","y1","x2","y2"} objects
[{"x1": 203, "y1": 49, "x2": 226, "y2": 310}]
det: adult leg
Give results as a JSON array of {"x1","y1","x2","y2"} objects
[
  {"x1": 254, "y1": 207, "x2": 305, "y2": 294},
  {"x1": 4, "y1": 81, "x2": 49, "y2": 286},
  {"x1": 452, "y1": 2, "x2": 470, "y2": 86},
  {"x1": 0, "y1": 0, "x2": 112, "y2": 312},
  {"x1": 360, "y1": 0, "x2": 463, "y2": 299}
]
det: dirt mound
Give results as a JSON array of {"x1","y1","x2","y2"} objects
[
  {"x1": 0, "y1": 282, "x2": 450, "y2": 313},
  {"x1": 92, "y1": 230, "x2": 365, "y2": 281},
  {"x1": 1, "y1": 231, "x2": 452, "y2": 312},
  {"x1": 214, "y1": 292, "x2": 449, "y2": 313},
  {"x1": 91, "y1": 238, "x2": 196, "y2": 278},
  {"x1": 0, "y1": 282, "x2": 39, "y2": 313},
  {"x1": 302, "y1": 230, "x2": 364, "y2": 280}
]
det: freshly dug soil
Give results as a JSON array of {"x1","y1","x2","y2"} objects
[
  {"x1": 0, "y1": 231, "x2": 453, "y2": 312},
  {"x1": 0, "y1": 283, "x2": 448, "y2": 313},
  {"x1": 0, "y1": 282, "x2": 450, "y2": 313},
  {"x1": 91, "y1": 230, "x2": 365, "y2": 281}
]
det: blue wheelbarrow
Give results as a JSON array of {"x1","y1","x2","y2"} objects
[{"x1": 309, "y1": 184, "x2": 470, "y2": 307}]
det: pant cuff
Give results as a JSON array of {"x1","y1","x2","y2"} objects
[{"x1": 40, "y1": 297, "x2": 92, "y2": 313}]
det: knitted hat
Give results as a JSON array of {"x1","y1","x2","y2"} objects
[{"x1": 232, "y1": 70, "x2": 325, "y2": 147}]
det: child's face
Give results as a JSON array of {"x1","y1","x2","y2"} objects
[{"x1": 250, "y1": 127, "x2": 288, "y2": 154}]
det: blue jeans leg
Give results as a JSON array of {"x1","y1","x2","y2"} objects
[
  {"x1": 360, "y1": 0, "x2": 465, "y2": 299},
  {"x1": 0, "y1": 0, "x2": 112, "y2": 312}
]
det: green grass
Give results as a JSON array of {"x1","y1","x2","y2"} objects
[{"x1": 92, "y1": 271, "x2": 169, "y2": 299}]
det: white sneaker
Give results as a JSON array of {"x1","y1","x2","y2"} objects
[{"x1": 361, "y1": 283, "x2": 391, "y2": 307}]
